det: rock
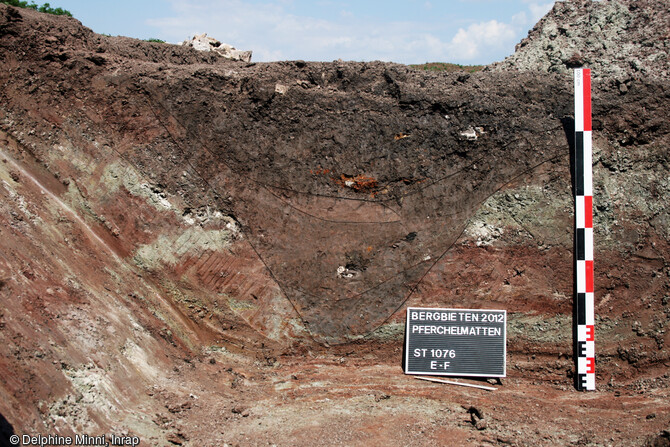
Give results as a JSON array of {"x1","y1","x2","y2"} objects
[
  {"x1": 232, "y1": 406, "x2": 248, "y2": 415},
  {"x1": 492, "y1": 0, "x2": 670, "y2": 80},
  {"x1": 459, "y1": 126, "x2": 485, "y2": 141},
  {"x1": 459, "y1": 127, "x2": 478, "y2": 141},
  {"x1": 644, "y1": 430, "x2": 670, "y2": 447},
  {"x1": 166, "y1": 432, "x2": 188, "y2": 445},
  {"x1": 374, "y1": 393, "x2": 391, "y2": 402},
  {"x1": 180, "y1": 33, "x2": 252, "y2": 62},
  {"x1": 466, "y1": 405, "x2": 484, "y2": 420},
  {"x1": 467, "y1": 405, "x2": 487, "y2": 430},
  {"x1": 167, "y1": 401, "x2": 192, "y2": 413}
]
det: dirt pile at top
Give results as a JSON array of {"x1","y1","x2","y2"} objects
[
  {"x1": 0, "y1": 1, "x2": 669, "y2": 442},
  {"x1": 179, "y1": 33, "x2": 253, "y2": 62},
  {"x1": 493, "y1": 0, "x2": 670, "y2": 79}
]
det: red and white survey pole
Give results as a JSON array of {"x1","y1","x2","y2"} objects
[{"x1": 574, "y1": 68, "x2": 595, "y2": 391}]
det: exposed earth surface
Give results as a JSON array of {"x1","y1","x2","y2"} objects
[{"x1": 0, "y1": 1, "x2": 669, "y2": 445}]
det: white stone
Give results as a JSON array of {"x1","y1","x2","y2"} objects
[{"x1": 181, "y1": 33, "x2": 252, "y2": 62}]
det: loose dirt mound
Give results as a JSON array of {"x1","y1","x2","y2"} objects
[
  {"x1": 493, "y1": 0, "x2": 670, "y2": 79},
  {"x1": 0, "y1": 2, "x2": 669, "y2": 445}
]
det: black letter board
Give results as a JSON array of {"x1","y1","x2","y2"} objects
[{"x1": 404, "y1": 307, "x2": 506, "y2": 377}]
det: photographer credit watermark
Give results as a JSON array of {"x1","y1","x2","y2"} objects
[{"x1": 9, "y1": 433, "x2": 140, "y2": 446}]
